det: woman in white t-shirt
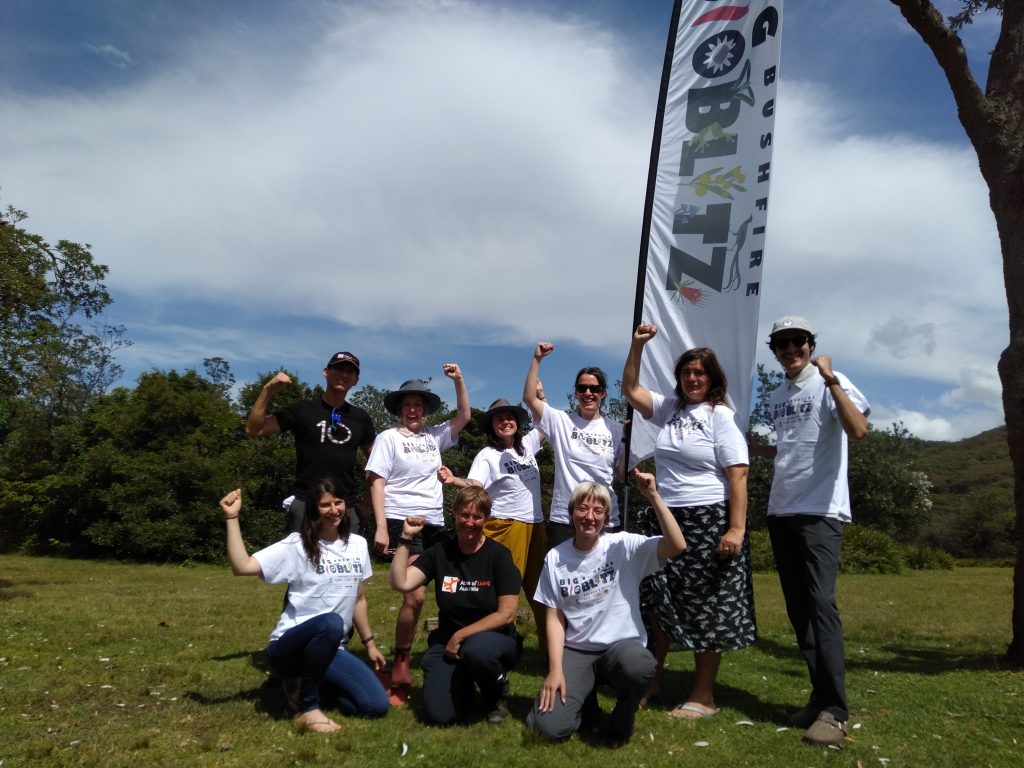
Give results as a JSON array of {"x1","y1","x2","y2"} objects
[
  {"x1": 219, "y1": 478, "x2": 388, "y2": 733},
  {"x1": 438, "y1": 396, "x2": 548, "y2": 644},
  {"x1": 527, "y1": 471, "x2": 685, "y2": 745},
  {"x1": 621, "y1": 323, "x2": 754, "y2": 720},
  {"x1": 364, "y1": 364, "x2": 471, "y2": 695},
  {"x1": 522, "y1": 342, "x2": 624, "y2": 550}
]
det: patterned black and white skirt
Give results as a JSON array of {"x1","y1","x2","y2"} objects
[{"x1": 637, "y1": 501, "x2": 757, "y2": 652}]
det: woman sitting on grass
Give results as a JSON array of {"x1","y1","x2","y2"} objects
[
  {"x1": 389, "y1": 486, "x2": 522, "y2": 725},
  {"x1": 527, "y1": 471, "x2": 685, "y2": 745},
  {"x1": 219, "y1": 478, "x2": 389, "y2": 733}
]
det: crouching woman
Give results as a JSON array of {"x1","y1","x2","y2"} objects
[
  {"x1": 527, "y1": 470, "x2": 686, "y2": 744},
  {"x1": 390, "y1": 486, "x2": 522, "y2": 725},
  {"x1": 220, "y1": 478, "x2": 389, "y2": 733}
]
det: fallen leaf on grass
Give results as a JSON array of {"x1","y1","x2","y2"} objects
[
  {"x1": 693, "y1": 741, "x2": 709, "y2": 747},
  {"x1": 775, "y1": 727, "x2": 788, "y2": 732},
  {"x1": 401, "y1": 743, "x2": 408, "y2": 756},
  {"x1": 734, "y1": 720, "x2": 754, "y2": 726}
]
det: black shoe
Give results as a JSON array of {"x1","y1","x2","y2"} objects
[
  {"x1": 580, "y1": 689, "x2": 603, "y2": 734},
  {"x1": 487, "y1": 698, "x2": 510, "y2": 724},
  {"x1": 486, "y1": 673, "x2": 510, "y2": 724}
]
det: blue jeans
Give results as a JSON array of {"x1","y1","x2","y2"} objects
[{"x1": 265, "y1": 612, "x2": 388, "y2": 718}]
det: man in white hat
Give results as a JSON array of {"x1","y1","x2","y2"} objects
[
  {"x1": 246, "y1": 352, "x2": 375, "y2": 534},
  {"x1": 755, "y1": 316, "x2": 869, "y2": 746}
]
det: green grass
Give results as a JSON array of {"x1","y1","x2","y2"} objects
[{"x1": 1, "y1": 555, "x2": 1021, "y2": 767}]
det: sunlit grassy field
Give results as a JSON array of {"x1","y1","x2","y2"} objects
[{"x1": 1, "y1": 555, "x2": 1021, "y2": 767}]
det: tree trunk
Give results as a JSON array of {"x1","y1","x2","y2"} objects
[{"x1": 888, "y1": 0, "x2": 1024, "y2": 666}]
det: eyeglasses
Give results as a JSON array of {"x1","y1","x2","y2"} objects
[
  {"x1": 330, "y1": 408, "x2": 352, "y2": 441},
  {"x1": 575, "y1": 384, "x2": 605, "y2": 395},
  {"x1": 770, "y1": 335, "x2": 808, "y2": 351}
]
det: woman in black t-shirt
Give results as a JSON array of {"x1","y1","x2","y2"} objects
[{"x1": 389, "y1": 486, "x2": 522, "y2": 725}]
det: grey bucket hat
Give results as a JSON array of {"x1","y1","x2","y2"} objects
[
  {"x1": 383, "y1": 380, "x2": 442, "y2": 416},
  {"x1": 476, "y1": 398, "x2": 529, "y2": 435}
]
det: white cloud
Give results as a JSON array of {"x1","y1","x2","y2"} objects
[
  {"x1": 2, "y1": 0, "x2": 648, "y2": 349},
  {"x1": 86, "y1": 43, "x2": 134, "y2": 68},
  {"x1": 937, "y1": 361, "x2": 1003, "y2": 408},
  {"x1": 0, "y1": 0, "x2": 1007, "y2": 440}
]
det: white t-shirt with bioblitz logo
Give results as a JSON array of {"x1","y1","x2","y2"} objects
[
  {"x1": 534, "y1": 532, "x2": 662, "y2": 651},
  {"x1": 467, "y1": 429, "x2": 544, "y2": 523},
  {"x1": 365, "y1": 423, "x2": 456, "y2": 526},
  {"x1": 255, "y1": 533, "x2": 372, "y2": 644},
  {"x1": 537, "y1": 402, "x2": 622, "y2": 526}
]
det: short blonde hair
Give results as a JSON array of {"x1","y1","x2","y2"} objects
[{"x1": 568, "y1": 482, "x2": 611, "y2": 521}]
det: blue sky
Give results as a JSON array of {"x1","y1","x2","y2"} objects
[{"x1": 0, "y1": 0, "x2": 1005, "y2": 439}]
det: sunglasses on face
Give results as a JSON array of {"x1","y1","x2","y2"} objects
[
  {"x1": 771, "y1": 335, "x2": 809, "y2": 351},
  {"x1": 575, "y1": 384, "x2": 605, "y2": 395}
]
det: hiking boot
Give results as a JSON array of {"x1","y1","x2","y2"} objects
[
  {"x1": 486, "y1": 673, "x2": 510, "y2": 724},
  {"x1": 487, "y1": 698, "x2": 510, "y2": 724},
  {"x1": 803, "y1": 711, "x2": 847, "y2": 746}
]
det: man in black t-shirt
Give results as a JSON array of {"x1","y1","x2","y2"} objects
[{"x1": 246, "y1": 351, "x2": 376, "y2": 533}]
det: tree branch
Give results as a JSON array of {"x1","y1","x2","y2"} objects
[{"x1": 887, "y1": 0, "x2": 993, "y2": 151}]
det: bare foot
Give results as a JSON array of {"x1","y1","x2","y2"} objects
[{"x1": 294, "y1": 709, "x2": 341, "y2": 733}]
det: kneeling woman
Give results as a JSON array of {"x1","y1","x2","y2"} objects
[
  {"x1": 220, "y1": 479, "x2": 389, "y2": 733},
  {"x1": 527, "y1": 471, "x2": 685, "y2": 744},
  {"x1": 389, "y1": 486, "x2": 522, "y2": 725}
]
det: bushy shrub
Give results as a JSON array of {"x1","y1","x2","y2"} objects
[
  {"x1": 840, "y1": 524, "x2": 905, "y2": 574},
  {"x1": 900, "y1": 543, "x2": 954, "y2": 570}
]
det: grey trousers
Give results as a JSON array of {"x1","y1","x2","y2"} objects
[
  {"x1": 527, "y1": 640, "x2": 655, "y2": 742},
  {"x1": 767, "y1": 514, "x2": 848, "y2": 721}
]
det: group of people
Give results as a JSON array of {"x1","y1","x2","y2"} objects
[{"x1": 221, "y1": 314, "x2": 869, "y2": 748}]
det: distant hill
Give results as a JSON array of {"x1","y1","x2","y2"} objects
[{"x1": 914, "y1": 426, "x2": 1014, "y2": 559}]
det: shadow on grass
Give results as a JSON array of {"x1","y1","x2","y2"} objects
[
  {"x1": 185, "y1": 648, "x2": 287, "y2": 718},
  {"x1": 755, "y1": 634, "x2": 1007, "y2": 674},
  {"x1": 0, "y1": 578, "x2": 36, "y2": 601},
  {"x1": 636, "y1": 665, "x2": 793, "y2": 725},
  {"x1": 184, "y1": 676, "x2": 293, "y2": 720}
]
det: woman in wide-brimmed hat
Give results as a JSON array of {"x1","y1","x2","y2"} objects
[
  {"x1": 438, "y1": 393, "x2": 548, "y2": 645},
  {"x1": 364, "y1": 364, "x2": 471, "y2": 698}
]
